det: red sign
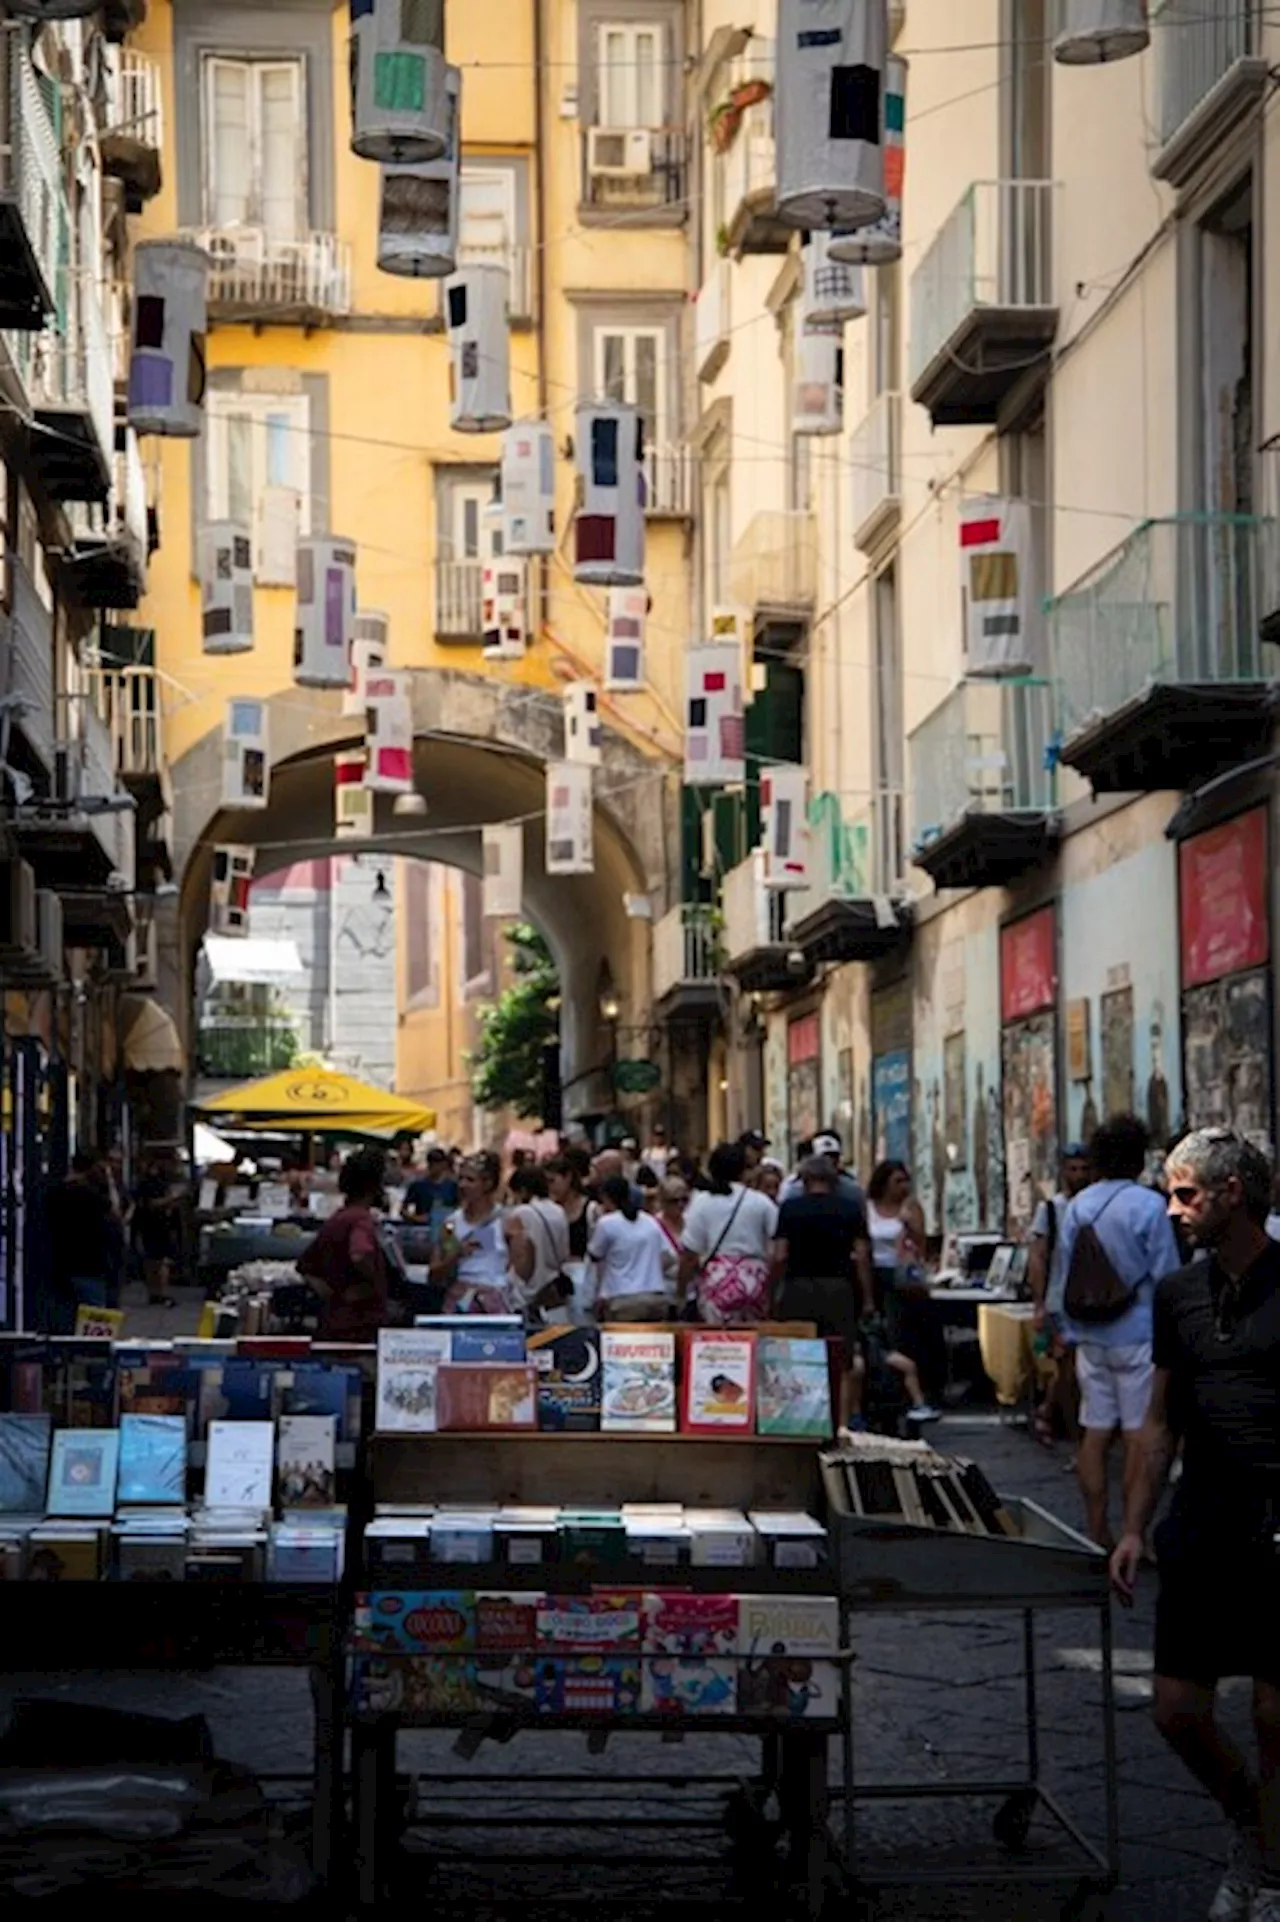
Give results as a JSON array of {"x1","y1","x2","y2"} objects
[
  {"x1": 1179, "y1": 808, "x2": 1269, "y2": 989},
  {"x1": 1000, "y1": 907, "x2": 1057, "y2": 1024},
  {"x1": 788, "y1": 1012, "x2": 820, "y2": 1066}
]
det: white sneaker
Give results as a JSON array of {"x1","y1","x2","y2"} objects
[
  {"x1": 1249, "y1": 1888, "x2": 1280, "y2": 1922},
  {"x1": 1209, "y1": 1828, "x2": 1260, "y2": 1921},
  {"x1": 906, "y1": 1402, "x2": 942, "y2": 1424}
]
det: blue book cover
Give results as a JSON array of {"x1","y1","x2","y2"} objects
[
  {"x1": 277, "y1": 1365, "x2": 351, "y2": 1437},
  {"x1": 450, "y1": 1328, "x2": 527, "y2": 1364},
  {"x1": 0, "y1": 1413, "x2": 52, "y2": 1512},
  {"x1": 47, "y1": 1427, "x2": 120, "y2": 1518},
  {"x1": 117, "y1": 1413, "x2": 188, "y2": 1505},
  {"x1": 219, "y1": 1360, "x2": 277, "y2": 1421}
]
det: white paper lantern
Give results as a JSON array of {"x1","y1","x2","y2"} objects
[
  {"x1": 446, "y1": 264, "x2": 512, "y2": 434},
  {"x1": 294, "y1": 535, "x2": 358, "y2": 689},
  {"x1": 546, "y1": 761, "x2": 594, "y2": 876},
  {"x1": 377, "y1": 64, "x2": 461, "y2": 278},
  {"x1": 350, "y1": 0, "x2": 450, "y2": 165},
  {"x1": 481, "y1": 501, "x2": 528, "y2": 660},
  {"x1": 345, "y1": 610, "x2": 389, "y2": 717},
  {"x1": 762, "y1": 764, "x2": 810, "y2": 891},
  {"x1": 684, "y1": 643, "x2": 746, "y2": 787},
  {"x1": 564, "y1": 683, "x2": 603, "y2": 767},
  {"x1": 960, "y1": 496, "x2": 1036, "y2": 677},
  {"x1": 1055, "y1": 0, "x2": 1149, "y2": 64},
  {"x1": 501, "y1": 420, "x2": 556, "y2": 555},
  {"x1": 335, "y1": 751, "x2": 374, "y2": 839},
  {"x1": 605, "y1": 586, "x2": 646, "y2": 691},
  {"x1": 483, "y1": 823, "x2": 524, "y2": 918},
  {"x1": 793, "y1": 323, "x2": 844, "y2": 436},
  {"x1": 209, "y1": 845, "x2": 255, "y2": 937},
  {"x1": 364, "y1": 669, "x2": 414, "y2": 793},
  {"x1": 573, "y1": 402, "x2": 645, "y2": 587},
  {"x1": 776, "y1": 0, "x2": 887, "y2": 233},
  {"x1": 201, "y1": 522, "x2": 254, "y2": 657},
  {"x1": 829, "y1": 54, "x2": 906, "y2": 266},
  {"x1": 222, "y1": 699, "x2": 270, "y2": 810},
  {"x1": 804, "y1": 232, "x2": 867, "y2": 325},
  {"x1": 128, "y1": 239, "x2": 209, "y2": 438}
]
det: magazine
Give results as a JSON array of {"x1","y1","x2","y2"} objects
[{"x1": 600, "y1": 1331, "x2": 675, "y2": 1433}]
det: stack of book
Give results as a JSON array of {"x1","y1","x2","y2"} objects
[
  {"x1": 362, "y1": 1503, "x2": 828, "y2": 1576},
  {"x1": 822, "y1": 1434, "x2": 1017, "y2": 1538}
]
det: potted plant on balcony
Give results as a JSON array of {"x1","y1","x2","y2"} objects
[{"x1": 707, "y1": 97, "x2": 742, "y2": 154}]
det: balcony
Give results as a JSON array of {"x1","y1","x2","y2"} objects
[
  {"x1": 14, "y1": 289, "x2": 115, "y2": 502},
  {"x1": 0, "y1": 37, "x2": 63, "y2": 329},
  {"x1": 1, "y1": 558, "x2": 54, "y2": 779},
  {"x1": 199, "y1": 1018, "x2": 300, "y2": 1081},
  {"x1": 14, "y1": 699, "x2": 137, "y2": 939},
  {"x1": 435, "y1": 559, "x2": 484, "y2": 639},
  {"x1": 580, "y1": 127, "x2": 687, "y2": 225},
  {"x1": 62, "y1": 433, "x2": 149, "y2": 610},
  {"x1": 722, "y1": 850, "x2": 810, "y2": 993},
  {"x1": 86, "y1": 656, "x2": 171, "y2": 885},
  {"x1": 696, "y1": 257, "x2": 731, "y2": 383},
  {"x1": 910, "y1": 679, "x2": 1059, "y2": 890},
  {"x1": 850, "y1": 393, "x2": 901, "y2": 555},
  {"x1": 652, "y1": 903, "x2": 722, "y2": 1023},
  {"x1": 787, "y1": 791, "x2": 913, "y2": 965},
  {"x1": 1151, "y1": 0, "x2": 1267, "y2": 188},
  {"x1": 433, "y1": 241, "x2": 535, "y2": 327},
  {"x1": 191, "y1": 228, "x2": 353, "y2": 327},
  {"x1": 717, "y1": 38, "x2": 791, "y2": 256},
  {"x1": 729, "y1": 509, "x2": 817, "y2": 621},
  {"x1": 1049, "y1": 515, "x2": 1275, "y2": 794},
  {"x1": 101, "y1": 49, "x2": 163, "y2": 212},
  {"x1": 909, "y1": 180, "x2": 1057, "y2": 428},
  {"x1": 643, "y1": 441, "x2": 695, "y2": 520}
]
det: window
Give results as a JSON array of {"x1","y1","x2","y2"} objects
[
  {"x1": 436, "y1": 470, "x2": 498, "y2": 561},
  {"x1": 206, "y1": 388, "x2": 312, "y2": 581},
  {"x1": 204, "y1": 56, "x2": 306, "y2": 240},
  {"x1": 594, "y1": 325, "x2": 667, "y2": 445},
  {"x1": 404, "y1": 863, "x2": 436, "y2": 1006},
  {"x1": 873, "y1": 564, "x2": 905, "y2": 882},
  {"x1": 873, "y1": 264, "x2": 900, "y2": 399},
  {"x1": 596, "y1": 22, "x2": 663, "y2": 128},
  {"x1": 460, "y1": 871, "x2": 490, "y2": 997},
  {"x1": 458, "y1": 168, "x2": 516, "y2": 267}
]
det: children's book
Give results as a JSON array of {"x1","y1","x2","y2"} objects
[
  {"x1": 681, "y1": 1332, "x2": 756, "y2": 1434},
  {"x1": 46, "y1": 1428, "x2": 120, "y2": 1518},
  {"x1": 117, "y1": 1413, "x2": 188, "y2": 1506},
  {"x1": 600, "y1": 1331, "x2": 675, "y2": 1433},
  {"x1": 756, "y1": 1337, "x2": 832, "y2": 1438}
]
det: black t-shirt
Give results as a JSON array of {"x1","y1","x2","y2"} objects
[
  {"x1": 1153, "y1": 1242, "x2": 1280, "y2": 1527},
  {"x1": 775, "y1": 1190, "x2": 869, "y2": 1281},
  {"x1": 404, "y1": 1176, "x2": 460, "y2": 1217}
]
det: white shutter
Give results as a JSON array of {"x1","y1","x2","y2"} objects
[
  {"x1": 256, "y1": 62, "x2": 305, "y2": 242},
  {"x1": 255, "y1": 485, "x2": 300, "y2": 587},
  {"x1": 206, "y1": 58, "x2": 252, "y2": 228}
]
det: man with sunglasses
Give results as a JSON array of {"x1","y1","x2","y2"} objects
[{"x1": 1112, "y1": 1128, "x2": 1280, "y2": 1922}]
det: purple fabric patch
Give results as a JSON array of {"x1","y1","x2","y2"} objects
[
  {"x1": 129, "y1": 355, "x2": 173, "y2": 411},
  {"x1": 325, "y1": 568, "x2": 346, "y2": 648}
]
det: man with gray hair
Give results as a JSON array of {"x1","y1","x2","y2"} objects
[{"x1": 1112, "y1": 1128, "x2": 1280, "y2": 1922}]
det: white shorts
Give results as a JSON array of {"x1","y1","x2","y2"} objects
[{"x1": 1076, "y1": 1342, "x2": 1154, "y2": 1433}]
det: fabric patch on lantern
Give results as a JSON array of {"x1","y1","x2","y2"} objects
[
  {"x1": 296, "y1": 547, "x2": 315, "y2": 605},
  {"x1": 234, "y1": 534, "x2": 252, "y2": 570},
  {"x1": 325, "y1": 568, "x2": 346, "y2": 646},
  {"x1": 401, "y1": 0, "x2": 441, "y2": 43},
  {"x1": 448, "y1": 283, "x2": 468, "y2": 329},
  {"x1": 135, "y1": 295, "x2": 165, "y2": 349},
  {"x1": 610, "y1": 645, "x2": 640, "y2": 680},
  {"x1": 591, "y1": 418, "x2": 619, "y2": 487},
  {"x1": 462, "y1": 341, "x2": 479, "y2": 379},
  {"x1": 576, "y1": 515, "x2": 616, "y2": 563},
  {"x1": 350, "y1": 0, "x2": 375, "y2": 18},
  {"x1": 216, "y1": 545, "x2": 232, "y2": 581},
  {"x1": 374, "y1": 49, "x2": 425, "y2": 112},
  {"x1": 204, "y1": 606, "x2": 232, "y2": 638},
  {"x1": 830, "y1": 65, "x2": 881, "y2": 143},
  {"x1": 188, "y1": 332, "x2": 207, "y2": 406},
  {"x1": 129, "y1": 356, "x2": 172, "y2": 409},
  {"x1": 242, "y1": 750, "x2": 266, "y2": 798},
  {"x1": 234, "y1": 585, "x2": 253, "y2": 631}
]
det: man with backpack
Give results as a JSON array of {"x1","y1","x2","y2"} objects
[{"x1": 1058, "y1": 1114, "x2": 1183, "y2": 1546}]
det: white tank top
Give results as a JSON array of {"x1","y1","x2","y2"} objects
[{"x1": 867, "y1": 1202, "x2": 904, "y2": 1270}]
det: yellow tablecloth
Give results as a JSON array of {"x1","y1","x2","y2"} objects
[{"x1": 978, "y1": 1301, "x2": 1042, "y2": 1407}]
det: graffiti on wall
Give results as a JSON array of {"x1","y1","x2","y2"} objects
[{"x1": 911, "y1": 919, "x2": 1004, "y2": 1238}]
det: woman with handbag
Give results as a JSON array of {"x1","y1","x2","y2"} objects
[
  {"x1": 680, "y1": 1142, "x2": 778, "y2": 1324},
  {"x1": 506, "y1": 1163, "x2": 574, "y2": 1326}
]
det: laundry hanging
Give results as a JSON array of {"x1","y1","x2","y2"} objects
[
  {"x1": 573, "y1": 402, "x2": 645, "y2": 587},
  {"x1": 221, "y1": 699, "x2": 269, "y2": 810},
  {"x1": 604, "y1": 586, "x2": 646, "y2": 691},
  {"x1": 345, "y1": 611, "x2": 389, "y2": 718},
  {"x1": 446, "y1": 264, "x2": 512, "y2": 433},
  {"x1": 545, "y1": 761, "x2": 594, "y2": 876},
  {"x1": 364, "y1": 669, "x2": 414, "y2": 793},
  {"x1": 202, "y1": 523, "x2": 254, "y2": 656},
  {"x1": 483, "y1": 823, "x2": 524, "y2": 918},
  {"x1": 683, "y1": 642, "x2": 746, "y2": 787},
  {"x1": 294, "y1": 536, "x2": 358, "y2": 689},
  {"x1": 350, "y1": 0, "x2": 451, "y2": 165},
  {"x1": 563, "y1": 683, "x2": 603, "y2": 767},
  {"x1": 209, "y1": 844, "x2": 255, "y2": 937},
  {"x1": 762, "y1": 764, "x2": 811, "y2": 891},
  {"x1": 959, "y1": 496, "x2": 1036, "y2": 677},
  {"x1": 128, "y1": 239, "x2": 210, "y2": 438},
  {"x1": 775, "y1": 0, "x2": 888, "y2": 233},
  {"x1": 377, "y1": 64, "x2": 462, "y2": 277},
  {"x1": 335, "y1": 751, "x2": 374, "y2": 839},
  {"x1": 829, "y1": 54, "x2": 906, "y2": 266},
  {"x1": 501, "y1": 420, "x2": 557, "y2": 555}
]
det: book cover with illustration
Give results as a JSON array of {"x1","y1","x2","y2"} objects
[
  {"x1": 351, "y1": 1656, "x2": 486, "y2": 1717},
  {"x1": 534, "y1": 1656, "x2": 641, "y2": 1716},
  {"x1": 736, "y1": 1595, "x2": 841, "y2": 1721},
  {"x1": 526, "y1": 1325, "x2": 602, "y2": 1431},
  {"x1": 0, "y1": 1413, "x2": 52, "y2": 1514},
  {"x1": 536, "y1": 1591, "x2": 643, "y2": 1652},
  {"x1": 476, "y1": 1591, "x2": 541, "y2": 1653},
  {"x1": 435, "y1": 1364, "x2": 537, "y2": 1432},
  {"x1": 358, "y1": 1590, "x2": 476, "y2": 1654},
  {"x1": 756, "y1": 1338, "x2": 833, "y2": 1438},
  {"x1": 642, "y1": 1657, "x2": 738, "y2": 1716},
  {"x1": 276, "y1": 1414, "x2": 337, "y2": 1508},
  {"x1": 46, "y1": 1429, "x2": 120, "y2": 1518},
  {"x1": 642, "y1": 1591, "x2": 738, "y2": 1656},
  {"x1": 375, "y1": 1328, "x2": 452, "y2": 1432},
  {"x1": 117, "y1": 1413, "x2": 187, "y2": 1506},
  {"x1": 204, "y1": 1420, "x2": 274, "y2": 1510},
  {"x1": 600, "y1": 1331, "x2": 675, "y2": 1433},
  {"x1": 681, "y1": 1333, "x2": 756, "y2": 1434}
]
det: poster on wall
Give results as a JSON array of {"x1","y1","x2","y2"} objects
[
  {"x1": 1178, "y1": 809, "x2": 1271, "y2": 1154},
  {"x1": 787, "y1": 1013, "x2": 821, "y2": 1159},
  {"x1": 1183, "y1": 973, "x2": 1273, "y2": 1155},
  {"x1": 871, "y1": 980, "x2": 912, "y2": 1170},
  {"x1": 1000, "y1": 906, "x2": 1059, "y2": 1236},
  {"x1": 1100, "y1": 986, "x2": 1135, "y2": 1119},
  {"x1": 1179, "y1": 810, "x2": 1269, "y2": 989},
  {"x1": 943, "y1": 1033, "x2": 967, "y2": 1170}
]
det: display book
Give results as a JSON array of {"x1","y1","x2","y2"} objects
[
  {"x1": 376, "y1": 1323, "x2": 832, "y2": 1438},
  {"x1": 821, "y1": 1433, "x2": 1017, "y2": 1538}
]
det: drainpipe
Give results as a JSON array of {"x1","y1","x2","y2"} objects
[{"x1": 533, "y1": 0, "x2": 549, "y2": 639}]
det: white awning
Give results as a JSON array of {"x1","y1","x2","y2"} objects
[{"x1": 203, "y1": 935, "x2": 305, "y2": 986}]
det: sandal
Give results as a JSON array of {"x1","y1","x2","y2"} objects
[{"x1": 1032, "y1": 1406, "x2": 1056, "y2": 1448}]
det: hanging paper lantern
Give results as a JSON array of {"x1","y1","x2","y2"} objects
[
  {"x1": 350, "y1": 0, "x2": 451, "y2": 166},
  {"x1": 128, "y1": 239, "x2": 209, "y2": 439},
  {"x1": 7, "y1": 2, "x2": 101, "y2": 21},
  {"x1": 201, "y1": 522, "x2": 254, "y2": 657},
  {"x1": 222, "y1": 699, "x2": 270, "y2": 810},
  {"x1": 483, "y1": 823, "x2": 524, "y2": 918},
  {"x1": 345, "y1": 610, "x2": 389, "y2": 718},
  {"x1": 501, "y1": 420, "x2": 556, "y2": 555},
  {"x1": 1055, "y1": 0, "x2": 1149, "y2": 64},
  {"x1": 545, "y1": 761, "x2": 594, "y2": 876},
  {"x1": 446, "y1": 264, "x2": 512, "y2": 434},
  {"x1": 776, "y1": 0, "x2": 887, "y2": 233},
  {"x1": 804, "y1": 232, "x2": 867, "y2": 325},
  {"x1": 294, "y1": 536, "x2": 358, "y2": 689},
  {"x1": 604, "y1": 586, "x2": 646, "y2": 691},
  {"x1": 364, "y1": 669, "x2": 414, "y2": 792},
  {"x1": 564, "y1": 683, "x2": 602, "y2": 767},
  {"x1": 573, "y1": 402, "x2": 645, "y2": 587},
  {"x1": 481, "y1": 500, "x2": 528, "y2": 660},
  {"x1": 762, "y1": 764, "x2": 811, "y2": 891},
  {"x1": 335, "y1": 751, "x2": 374, "y2": 839},
  {"x1": 377, "y1": 64, "x2": 462, "y2": 278},
  {"x1": 209, "y1": 845, "x2": 255, "y2": 937},
  {"x1": 683, "y1": 643, "x2": 746, "y2": 787},
  {"x1": 960, "y1": 496, "x2": 1035, "y2": 677},
  {"x1": 829, "y1": 55, "x2": 907, "y2": 266},
  {"x1": 793, "y1": 324, "x2": 844, "y2": 437}
]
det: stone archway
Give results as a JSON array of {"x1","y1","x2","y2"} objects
[{"x1": 161, "y1": 671, "x2": 678, "y2": 1119}]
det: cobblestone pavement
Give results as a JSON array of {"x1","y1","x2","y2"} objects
[{"x1": 0, "y1": 1412, "x2": 1244, "y2": 1920}]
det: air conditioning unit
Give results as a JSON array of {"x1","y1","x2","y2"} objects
[
  {"x1": 0, "y1": 860, "x2": 38, "y2": 959},
  {"x1": 34, "y1": 890, "x2": 64, "y2": 981},
  {"x1": 587, "y1": 127, "x2": 653, "y2": 177}
]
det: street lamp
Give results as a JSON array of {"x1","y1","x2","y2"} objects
[{"x1": 597, "y1": 964, "x2": 620, "y2": 1025}]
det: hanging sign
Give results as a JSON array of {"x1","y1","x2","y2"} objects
[
  {"x1": 829, "y1": 54, "x2": 907, "y2": 266},
  {"x1": 775, "y1": 0, "x2": 887, "y2": 232},
  {"x1": 222, "y1": 699, "x2": 269, "y2": 809},
  {"x1": 364, "y1": 670, "x2": 414, "y2": 793},
  {"x1": 210, "y1": 844, "x2": 255, "y2": 936},
  {"x1": 502, "y1": 420, "x2": 557, "y2": 554},
  {"x1": 446, "y1": 264, "x2": 512, "y2": 434},
  {"x1": 762, "y1": 763, "x2": 810, "y2": 891},
  {"x1": 564, "y1": 683, "x2": 603, "y2": 767},
  {"x1": 605, "y1": 586, "x2": 646, "y2": 690},
  {"x1": 345, "y1": 611, "x2": 389, "y2": 718},
  {"x1": 960, "y1": 496, "x2": 1035, "y2": 676},
  {"x1": 483, "y1": 823, "x2": 524, "y2": 918},
  {"x1": 546, "y1": 761, "x2": 594, "y2": 876},
  {"x1": 350, "y1": 0, "x2": 451, "y2": 166},
  {"x1": 128, "y1": 239, "x2": 209, "y2": 439},
  {"x1": 683, "y1": 642, "x2": 746, "y2": 787},
  {"x1": 1055, "y1": 0, "x2": 1149, "y2": 65},
  {"x1": 573, "y1": 402, "x2": 645, "y2": 587},
  {"x1": 295, "y1": 535, "x2": 358, "y2": 688}
]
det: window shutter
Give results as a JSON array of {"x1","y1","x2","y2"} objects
[
  {"x1": 207, "y1": 58, "x2": 252, "y2": 228},
  {"x1": 255, "y1": 484, "x2": 300, "y2": 587}
]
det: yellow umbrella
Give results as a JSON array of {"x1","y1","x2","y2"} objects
[{"x1": 194, "y1": 1064, "x2": 436, "y2": 1136}]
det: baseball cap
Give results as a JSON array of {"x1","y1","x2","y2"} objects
[
  {"x1": 1062, "y1": 1142, "x2": 1089, "y2": 1160},
  {"x1": 811, "y1": 1132, "x2": 843, "y2": 1158}
]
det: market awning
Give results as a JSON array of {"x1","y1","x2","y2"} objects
[
  {"x1": 203, "y1": 935, "x2": 305, "y2": 986},
  {"x1": 193, "y1": 1064, "x2": 436, "y2": 1136},
  {"x1": 121, "y1": 997, "x2": 185, "y2": 1075}
]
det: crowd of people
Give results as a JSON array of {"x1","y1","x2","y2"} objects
[{"x1": 46, "y1": 1150, "x2": 184, "y2": 1331}]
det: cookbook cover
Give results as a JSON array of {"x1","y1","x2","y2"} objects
[
  {"x1": 536, "y1": 1591, "x2": 643, "y2": 1652},
  {"x1": 600, "y1": 1331, "x2": 675, "y2": 1433},
  {"x1": 681, "y1": 1333, "x2": 756, "y2": 1434},
  {"x1": 756, "y1": 1338, "x2": 832, "y2": 1438}
]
